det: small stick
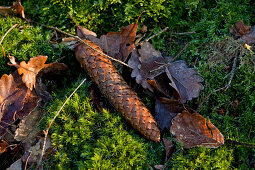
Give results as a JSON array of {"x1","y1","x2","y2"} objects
[
  {"x1": 39, "y1": 78, "x2": 86, "y2": 166},
  {"x1": 197, "y1": 53, "x2": 239, "y2": 110},
  {"x1": 172, "y1": 43, "x2": 189, "y2": 62},
  {"x1": 213, "y1": 53, "x2": 238, "y2": 93},
  {"x1": 173, "y1": 32, "x2": 196, "y2": 35},
  {"x1": 25, "y1": 151, "x2": 32, "y2": 170},
  {"x1": 68, "y1": 13, "x2": 78, "y2": 26},
  {"x1": 0, "y1": 24, "x2": 18, "y2": 46},
  {"x1": 136, "y1": 27, "x2": 169, "y2": 47},
  {"x1": 149, "y1": 43, "x2": 189, "y2": 74},
  {"x1": 225, "y1": 139, "x2": 255, "y2": 148},
  {"x1": 0, "y1": 44, "x2": 5, "y2": 56},
  {"x1": 47, "y1": 26, "x2": 131, "y2": 68}
]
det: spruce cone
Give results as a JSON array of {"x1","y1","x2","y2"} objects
[{"x1": 75, "y1": 40, "x2": 160, "y2": 142}]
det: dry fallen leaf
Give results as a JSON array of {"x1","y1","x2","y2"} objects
[
  {"x1": 17, "y1": 55, "x2": 50, "y2": 90},
  {"x1": 6, "y1": 158, "x2": 22, "y2": 170},
  {"x1": 170, "y1": 110, "x2": 224, "y2": 148},
  {"x1": 128, "y1": 42, "x2": 169, "y2": 91},
  {"x1": 230, "y1": 20, "x2": 255, "y2": 45},
  {"x1": 230, "y1": 20, "x2": 251, "y2": 37},
  {"x1": 0, "y1": 56, "x2": 67, "y2": 138},
  {"x1": 76, "y1": 26, "x2": 100, "y2": 45},
  {"x1": 241, "y1": 26, "x2": 255, "y2": 45},
  {"x1": 76, "y1": 23, "x2": 138, "y2": 62},
  {"x1": 163, "y1": 138, "x2": 174, "y2": 160},
  {"x1": 10, "y1": 55, "x2": 67, "y2": 91},
  {"x1": 155, "y1": 97, "x2": 183, "y2": 131},
  {"x1": 100, "y1": 23, "x2": 138, "y2": 62},
  {"x1": 22, "y1": 137, "x2": 51, "y2": 165},
  {"x1": 0, "y1": 6, "x2": 11, "y2": 16},
  {"x1": 128, "y1": 41, "x2": 203, "y2": 102},
  {"x1": 166, "y1": 61, "x2": 204, "y2": 103},
  {"x1": 0, "y1": 0, "x2": 25, "y2": 19},
  {"x1": 0, "y1": 72, "x2": 38, "y2": 137},
  {"x1": 12, "y1": 0, "x2": 25, "y2": 19},
  {"x1": 0, "y1": 141, "x2": 9, "y2": 154}
]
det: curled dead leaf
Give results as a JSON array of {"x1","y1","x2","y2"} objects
[
  {"x1": 230, "y1": 20, "x2": 251, "y2": 37},
  {"x1": 155, "y1": 97, "x2": 183, "y2": 131},
  {"x1": 163, "y1": 138, "x2": 174, "y2": 160},
  {"x1": 170, "y1": 110, "x2": 224, "y2": 148},
  {"x1": 166, "y1": 61, "x2": 204, "y2": 103},
  {"x1": 1, "y1": 56, "x2": 67, "y2": 138},
  {"x1": 0, "y1": 142, "x2": 9, "y2": 154},
  {"x1": 0, "y1": 0, "x2": 25, "y2": 19}
]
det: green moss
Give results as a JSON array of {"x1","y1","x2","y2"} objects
[
  {"x1": 0, "y1": 16, "x2": 65, "y2": 75},
  {"x1": 1, "y1": 0, "x2": 255, "y2": 169},
  {"x1": 171, "y1": 146, "x2": 234, "y2": 169},
  {"x1": 41, "y1": 79, "x2": 163, "y2": 169}
]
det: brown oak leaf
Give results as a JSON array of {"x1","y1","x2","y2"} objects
[
  {"x1": 0, "y1": 72, "x2": 40, "y2": 137},
  {"x1": 241, "y1": 26, "x2": 255, "y2": 45},
  {"x1": 230, "y1": 20, "x2": 251, "y2": 37},
  {"x1": 165, "y1": 61, "x2": 204, "y2": 103},
  {"x1": 155, "y1": 97, "x2": 183, "y2": 131},
  {"x1": 13, "y1": 55, "x2": 67, "y2": 91},
  {"x1": 1, "y1": 56, "x2": 67, "y2": 138},
  {"x1": 100, "y1": 23, "x2": 138, "y2": 62},
  {"x1": 163, "y1": 138, "x2": 174, "y2": 160},
  {"x1": 128, "y1": 42, "x2": 168, "y2": 91},
  {"x1": 0, "y1": 141, "x2": 9, "y2": 154},
  {"x1": 76, "y1": 23, "x2": 138, "y2": 62},
  {"x1": 230, "y1": 20, "x2": 255, "y2": 45},
  {"x1": 170, "y1": 110, "x2": 224, "y2": 148},
  {"x1": 0, "y1": 0, "x2": 25, "y2": 19}
]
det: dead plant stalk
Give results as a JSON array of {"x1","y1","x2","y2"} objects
[{"x1": 39, "y1": 78, "x2": 86, "y2": 165}]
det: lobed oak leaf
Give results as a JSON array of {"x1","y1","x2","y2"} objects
[
  {"x1": 241, "y1": 26, "x2": 255, "y2": 45},
  {"x1": 100, "y1": 23, "x2": 138, "y2": 62},
  {"x1": 230, "y1": 20, "x2": 251, "y2": 37},
  {"x1": 128, "y1": 42, "x2": 168, "y2": 91},
  {"x1": 170, "y1": 110, "x2": 224, "y2": 148},
  {"x1": 0, "y1": 72, "x2": 39, "y2": 137},
  {"x1": 76, "y1": 23, "x2": 138, "y2": 62},
  {"x1": 16, "y1": 55, "x2": 67, "y2": 91},
  {"x1": 165, "y1": 61, "x2": 204, "y2": 103},
  {"x1": 230, "y1": 20, "x2": 255, "y2": 45}
]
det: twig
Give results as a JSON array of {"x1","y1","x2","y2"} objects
[
  {"x1": 214, "y1": 53, "x2": 239, "y2": 92},
  {"x1": 25, "y1": 151, "x2": 32, "y2": 170},
  {"x1": 0, "y1": 24, "x2": 18, "y2": 46},
  {"x1": 68, "y1": 13, "x2": 78, "y2": 26},
  {"x1": 47, "y1": 26, "x2": 131, "y2": 68},
  {"x1": 197, "y1": 53, "x2": 239, "y2": 110},
  {"x1": 0, "y1": 44, "x2": 5, "y2": 56},
  {"x1": 196, "y1": 91, "x2": 213, "y2": 111},
  {"x1": 173, "y1": 31, "x2": 196, "y2": 35},
  {"x1": 149, "y1": 43, "x2": 189, "y2": 74},
  {"x1": 172, "y1": 43, "x2": 189, "y2": 62},
  {"x1": 136, "y1": 27, "x2": 169, "y2": 47},
  {"x1": 38, "y1": 78, "x2": 86, "y2": 166},
  {"x1": 225, "y1": 139, "x2": 255, "y2": 148}
]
